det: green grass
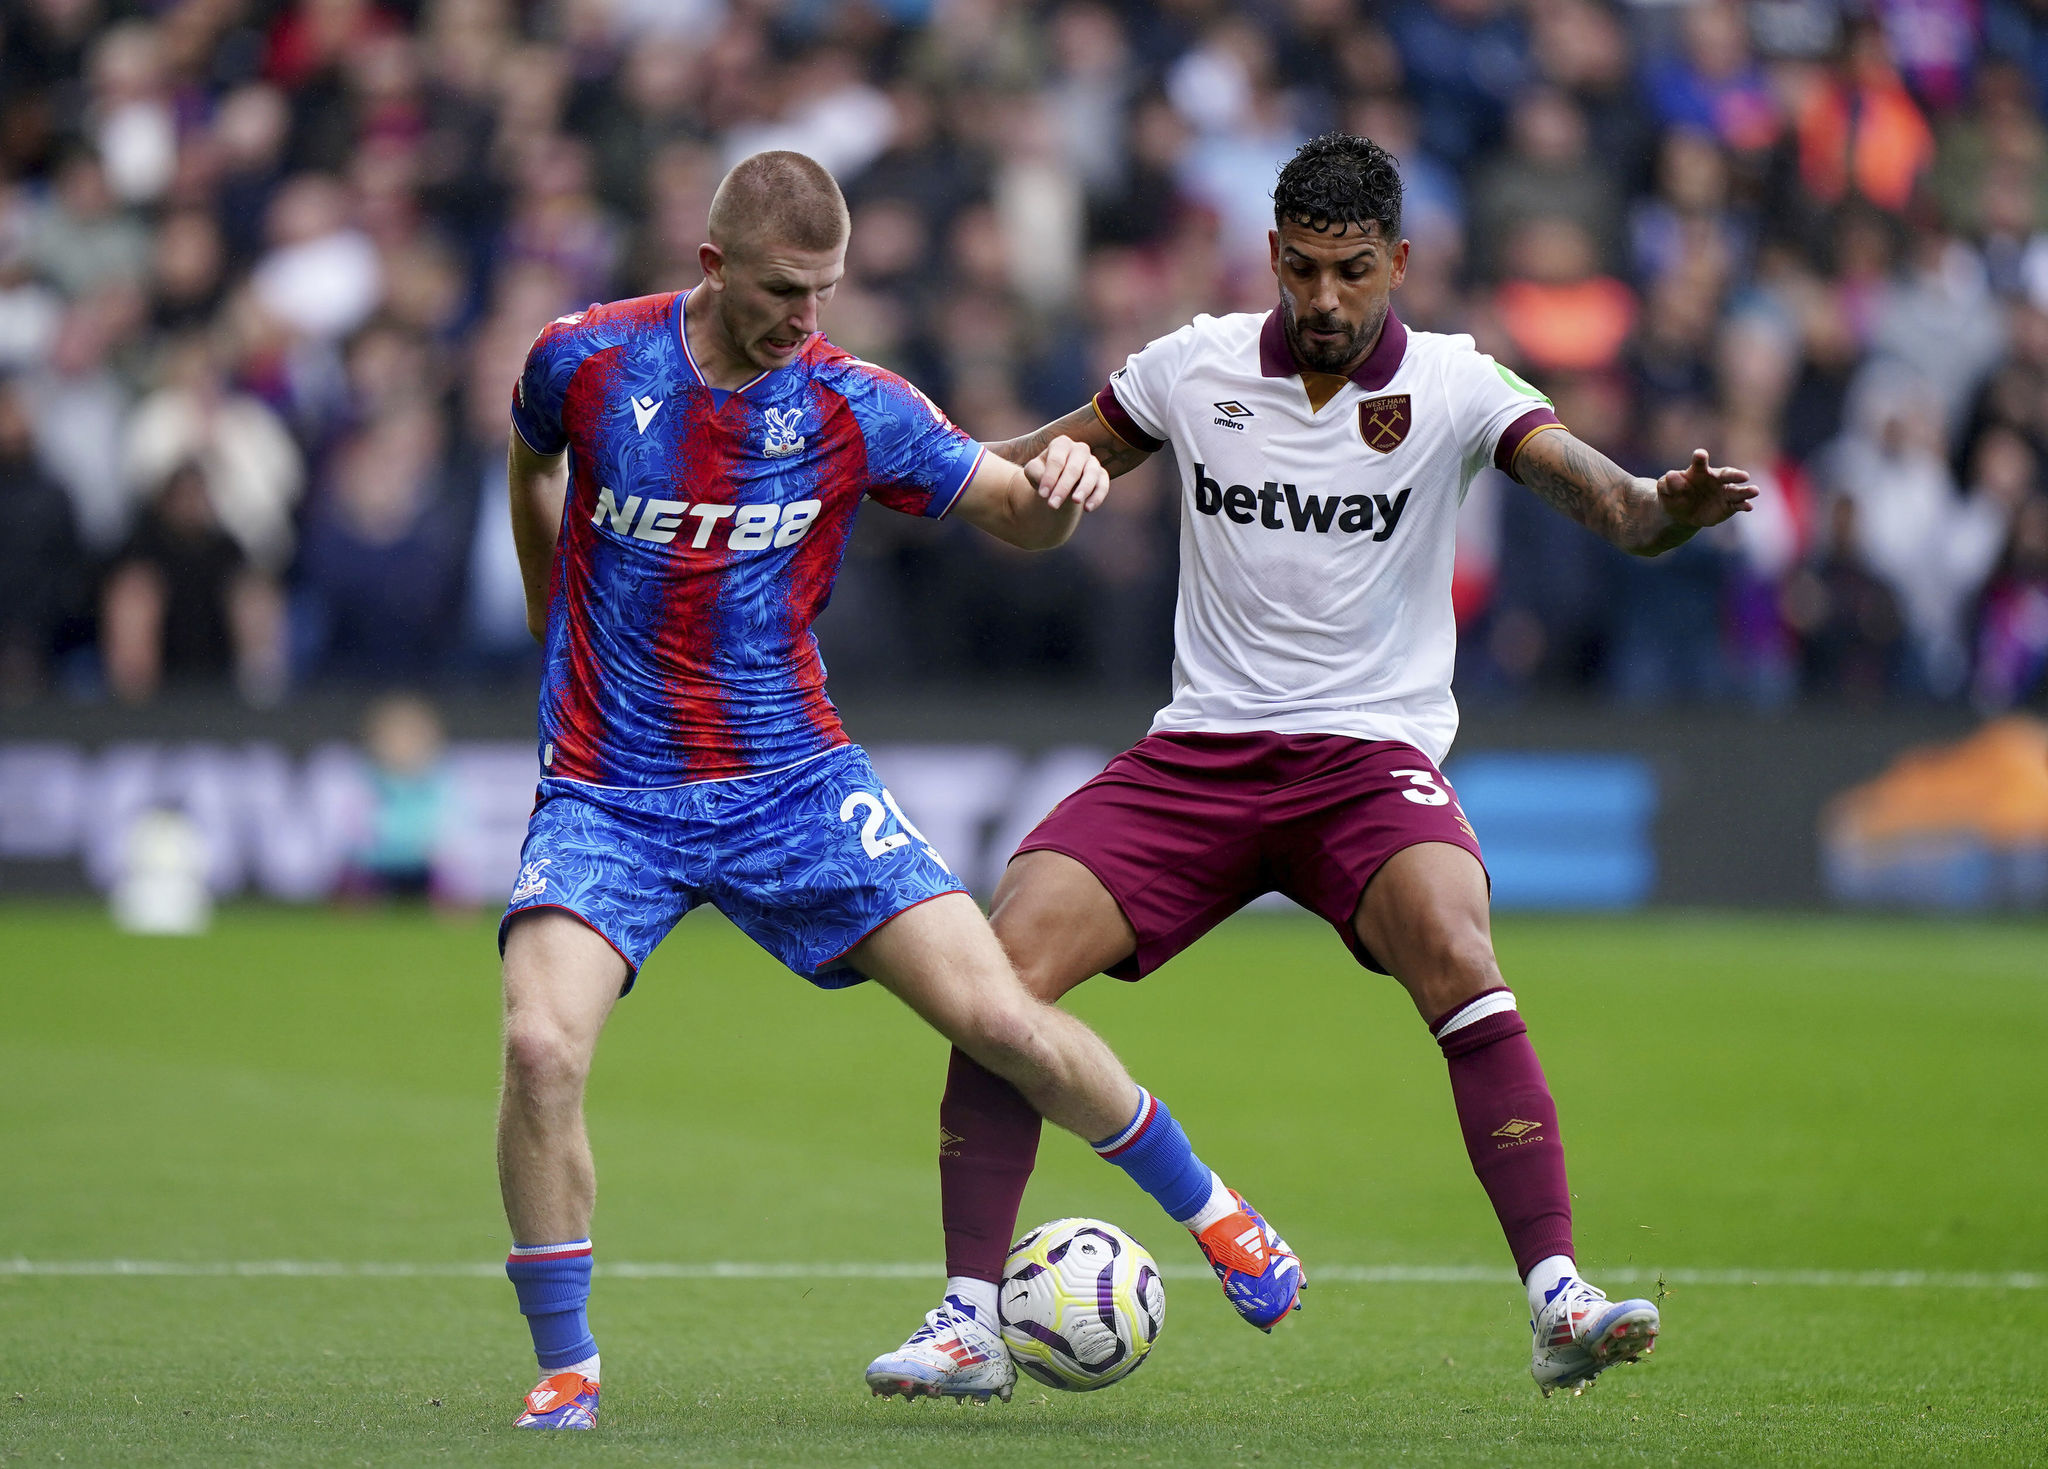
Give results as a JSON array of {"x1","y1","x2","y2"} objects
[{"x1": 3, "y1": 904, "x2": 2045, "y2": 1465}]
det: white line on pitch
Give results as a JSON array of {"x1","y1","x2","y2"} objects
[{"x1": 1, "y1": 1260, "x2": 2041, "y2": 1289}]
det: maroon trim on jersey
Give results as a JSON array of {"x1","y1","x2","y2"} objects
[
  {"x1": 1259, "y1": 307, "x2": 1409, "y2": 391},
  {"x1": 1494, "y1": 407, "x2": 1563, "y2": 481},
  {"x1": 1092, "y1": 382, "x2": 1166, "y2": 453}
]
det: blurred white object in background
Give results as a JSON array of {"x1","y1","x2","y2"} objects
[{"x1": 111, "y1": 807, "x2": 211, "y2": 935}]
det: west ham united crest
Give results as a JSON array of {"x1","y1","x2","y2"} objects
[{"x1": 1358, "y1": 394, "x2": 1411, "y2": 453}]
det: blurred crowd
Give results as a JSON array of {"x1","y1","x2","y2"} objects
[{"x1": 4, "y1": 0, "x2": 2048, "y2": 712}]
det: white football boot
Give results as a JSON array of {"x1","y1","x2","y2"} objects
[
  {"x1": 1529, "y1": 1276, "x2": 1659, "y2": 1396},
  {"x1": 865, "y1": 1295, "x2": 1016, "y2": 1403}
]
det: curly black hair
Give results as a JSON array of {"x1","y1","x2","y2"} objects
[{"x1": 1272, "y1": 133, "x2": 1402, "y2": 241}]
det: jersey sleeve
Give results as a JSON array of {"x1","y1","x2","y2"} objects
[
  {"x1": 852, "y1": 369, "x2": 985, "y2": 519},
  {"x1": 1447, "y1": 345, "x2": 1563, "y2": 484},
  {"x1": 509, "y1": 312, "x2": 596, "y2": 457},
  {"x1": 1092, "y1": 320, "x2": 1201, "y2": 453}
]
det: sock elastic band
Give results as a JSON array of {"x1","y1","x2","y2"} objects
[{"x1": 1432, "y1": 987, "x2": 1517, "y2": 1039}]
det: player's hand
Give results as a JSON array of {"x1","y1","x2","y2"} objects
[
  {"x1": 1024, "y1": 434, "x2": 1111, "y2": 512},
  {"x1": 1656, "y1": 449, "x2": 1756, "y2": 528}
]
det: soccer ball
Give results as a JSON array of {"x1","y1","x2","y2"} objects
[{"x1": 999, "y1": 1218, "x2": 1165, "y2": 1391}]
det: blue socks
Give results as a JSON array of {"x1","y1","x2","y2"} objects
[
  {"x1": 506, "y1": 1240, "x2": 597, "y2": 1372},
  {"x1": 1092, "y1": 1089, "x2": 1215, "y2": 1223}
]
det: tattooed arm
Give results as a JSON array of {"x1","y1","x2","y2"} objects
[
  {"x1": 1512, "y1": 428, "x2": 1757, "y2": 557},
  {"x1": 985, "y1": 404, "x2": 1157, "y2": 479}
]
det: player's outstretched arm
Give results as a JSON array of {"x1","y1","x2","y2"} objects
[
  {"x1": 508, "y1": 434, "x2": 569, "y2": 641},
  {"x1": 1513, "y1": 429, "x2": 1756, "y2": 557},
  {"x1": 985, "y1": 405, "x2": 1156, "y2": 480},
  {"x1": 952, "y1": 433, "x2": 1111, "y2": 550}
]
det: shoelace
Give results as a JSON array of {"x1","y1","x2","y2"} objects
[
  {"x1": 1540, "y1": 1281, "x2": 1610, "y2": 1345},
  {"x1": 905, "y1": 1306, "x2": 971, "y2": 1346}
]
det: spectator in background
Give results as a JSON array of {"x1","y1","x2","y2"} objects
[
  {"x1": 87, "y1": 21, "x2": 178, "y2": 208},
  {"x1": 0, "y1": 374, "x2": 87, "y2": 702},
  {"x1": 341, "y1": 691, "x2": 453, "y2": 900},
  {"x1": 126, "y1": 334, "x2": 305, "y2": 574},
  {"x1": 253, "y1": 173, "x2": 384, "y2": 342},
  {"x1": 1973, "y1": 490, "x2": 2048, "y2": 708},
  {"x1": 1631, "y1": 128, "x2": 1747, "y2": 290},
  {"x1": 149, "y1": 209, "x2": 229, "y2": 335},
  {"x1": 102, "y1": 461, "x2": 286, "y2": 704},
  {"x1": 1385, "y1": 0, "x2": 1529, "y2": 170},
  {"x1": 1785, "y1": 20, "x2": 1935, "y2": 218},
  {"x1": 0, "y1": 186, "x2": 62, "y2": 370},
  {"x1": 1783, "y1": 493, "x2": 1908, "y2": 700},
  {"x1": 20, "y1": 291, "x2": 135, "y2": 555},
  {"x1": 1641, "y1": 0, "x2": 1782, "y2": 158},
  {"x1": 23, "y1": 145, "x2": 151, "y2": 298},
  {"x1": 1468, "y1": 87, "x2": 1624, "y2": 280},
  {"x1": 1491, "y1": 216, "x2": 1637, "y2": 374},
  {"x1": 1824, "y1": 383, "x2": 2020, "y2": 695},
  {"x1": 298, "y1": 401, "x2": 467, "y2": 681},
  {"x1": 1608, "y1": 398, "x2": 1736, "y2": 703}
]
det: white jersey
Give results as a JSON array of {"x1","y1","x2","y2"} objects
[{"x1": 1095, "y1": 309, "x2": 1558, "y2": 765}]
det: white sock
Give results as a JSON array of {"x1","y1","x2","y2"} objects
[
  {"x1": 944, "y1": 1276, "x2": 1000, "y2": 1323},
  {"x1": 1177, "y1": 1170, "x2": 1237, "y2": 1234},
  {"x1": 1525, "y1": 1254, "x2": 1577, "y2": 1317},
  {"x1": 559, "y1": 1352, "x2": 600, "y2": 1383}
]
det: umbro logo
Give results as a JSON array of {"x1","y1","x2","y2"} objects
[
  {"x1": 1212, "y1": 400, "x2": 1254, "y2": 431},
  {"x1": 1492, "y1": 1117, "x2": 1544, "y2": 1148},
  {"x1": 632, "y1": 394, "x2": 662, "y2": 433}
]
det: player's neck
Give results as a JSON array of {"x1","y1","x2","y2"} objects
[{"x1": 682, "y1": 289, "x2": 764, "y2": 390}]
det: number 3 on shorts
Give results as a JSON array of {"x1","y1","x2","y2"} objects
[{"x1": 1390, "y1": 768, "x2": 1451, "y2": 806}]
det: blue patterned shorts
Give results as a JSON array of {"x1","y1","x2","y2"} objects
[{"x1": 498, "y1": 744, "x2": 966, "y2": 990}]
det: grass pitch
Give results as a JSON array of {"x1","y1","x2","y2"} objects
[{"x1": 3, "y1": 902, "x2": 2044, "y2": 1465}]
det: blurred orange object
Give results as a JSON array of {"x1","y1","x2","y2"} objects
[
  {"x1": 1826, "y1": 717, "x2": 2048, "y2": 848},
  {"x1": 1492, "y1": 278, "x2": 1638, "y2": 374}
]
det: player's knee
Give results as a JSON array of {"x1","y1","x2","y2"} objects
[
  {"x1": 958, "y1": 996, "x2": 1057, "y2": 1082},
  {"x1": 1010, "y1": 952, "x2": 1081, "y2": 1003},
  {"x1": 502, "y1": 1014, "x2": 593, "y2": 1100},
  {"x1": 1407, "y1": 914, "x2": 1501, "y2": 999}
]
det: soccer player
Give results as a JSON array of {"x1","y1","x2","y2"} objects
[
  {"x1": 872, "y1": 134, "x2": 1756, "y2": 1399},
  {"x1": 494, "y1": 150, "x2": 1298, "y2": 1429}
]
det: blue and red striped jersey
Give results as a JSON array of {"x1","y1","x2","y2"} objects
[{"x1": 511, "y1": 290, "x2": 984, "y2": 786}]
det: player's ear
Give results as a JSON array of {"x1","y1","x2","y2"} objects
[
  {"x1": 1267, "y1": 229, "x2": 1280, "y2": 278},
  {"x1": 1388, "y1": 239, "x2": 1409, "y2": 290},
  {"x1": 698, "y1": 242, "x2": 727, "y2": 292}
]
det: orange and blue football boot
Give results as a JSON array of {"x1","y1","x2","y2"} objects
[
  {"x1": 1192, "y1": 1190, "x2": 1304, "y2": 1331},
  {"x1": 514, "y1": 1371, "x2": 599, "y2": 1428}
]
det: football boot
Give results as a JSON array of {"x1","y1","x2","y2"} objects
[
  {"x1": 1192, "y1": 1189, "x2": 1305, "y2": 1332},
  {"x1": 1530, "y1": 1276, "x2": 1659, "y2": 1396},
  {"x1": 864, "y1": 1294, "x2": 1016, "y2": 1403},
  {"x1": 513, "y1": 1370, "x2": 599, "y2": 1428}
]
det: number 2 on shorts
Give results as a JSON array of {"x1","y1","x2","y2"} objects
[
  {"x1": 1390, "y1": 768, "x2": 1451, "y2": 806},
  {"x1": 839, "y1": 788, "x2": 935, "y2": 860}
]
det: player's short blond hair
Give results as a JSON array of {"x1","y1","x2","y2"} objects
[{"x1": 707, "y1": 151, "x2": 850, "y2": 260}]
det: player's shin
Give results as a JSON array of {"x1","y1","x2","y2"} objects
[
  {"x1": 1090, "y1": 1087, "x2": 1232, "y2": 1230},
  {"x1": 506, "y1": 1240, "x2": 600, "y2": 1379},
  {"x1": 939, "y1": 1046, "x2": 1042, "y2": 1311},
  {"x1": 1431, "y1": 989, "x2": 1575, "y2": 1284}
]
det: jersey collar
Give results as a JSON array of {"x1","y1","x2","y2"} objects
[{"x1": 1258, "y1": 305, "x2": 1407, "y2": 393}]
